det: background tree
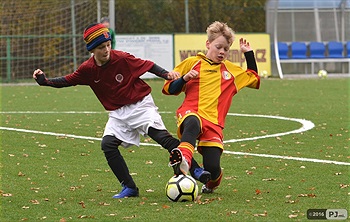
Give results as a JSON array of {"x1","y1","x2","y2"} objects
[
  {"x1": 0, "y1": 0, "x2": 266, "y2": 80},
  {"x1": 113, "y1": 0, "x2": 267, "y2": 33}
]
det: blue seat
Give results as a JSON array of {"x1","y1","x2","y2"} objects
[
  {"x1": 291, "y1": 42, "x2": 307, "y2": 59},
  {"x1": 278, "y1": 42, "x2": 289, "y2": 59},
  {"x1": 328, "y1": 41, "x2": 344, "y2": 58},
  {"x1": 309, "y1": 42, "x2": 325, "y2": 58},
  {"x1": 346, "y1": 42, "x2": 350, "y2": 58}
]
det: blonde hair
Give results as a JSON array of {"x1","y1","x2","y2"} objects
[{"x1": 206, "y1": 21, "x2": 235, "y2": 45}]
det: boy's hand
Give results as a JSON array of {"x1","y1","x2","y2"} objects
[
  {"x1": 167, "y1": 71, "x2": 180, "y2": 80},
  {"x1": 33, "y1": 69, "x2": 44, "y2": 79},
  {"x1": 183, "y1": 70, "x2": 198, "y2": 82},
  {"x1": 239, "y1": 38, "x2": 253, "y2": 53}
]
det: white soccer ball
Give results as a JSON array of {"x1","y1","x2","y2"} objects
[
  {"x1": 165, "y1": 174, "x2": 198, "y2": 202},
  {"x1": 318, "y1": 69, "x2": 328, "y2": 79},
  {"x1": 259, "y1": 70, "x2": 268, "y2": 78}
]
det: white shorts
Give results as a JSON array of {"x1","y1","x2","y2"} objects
[{"x1": 103, "y1": 94, "x2": 167, "y2": 148}]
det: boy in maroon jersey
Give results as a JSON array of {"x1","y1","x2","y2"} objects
[
  {"x1": 163, "y1": 21, "x2": 260, "y2": 193},
  {"x1": 33, "y1": 23, "x2": 210, "y2": 198}
]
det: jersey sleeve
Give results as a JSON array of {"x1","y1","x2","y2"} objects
[
  {"x1": 162, "y1": 56, "x2": 196, "y2": 95},
  {"x1": 225, "y1": 62, "x2": 260, "y2": 91},
  {"x1": 64, "y1": 61, "x2": 92, "y2": 85},
  {"x1": 122, "y1": 52, "x2": 154, "y2": 78},
  {"x1": 235, "y1": 68, "x2": 260, "y2": 91},
  {"x1": 35, "y1": 61, "x2": 91, "y2": 88},
  {"x1": 35, "y1": 74, "x2": 71, "y2": 88}
]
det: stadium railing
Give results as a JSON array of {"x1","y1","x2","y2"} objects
[{"x1": 278, "y1": 41, "x2": 350, "y2": 74}]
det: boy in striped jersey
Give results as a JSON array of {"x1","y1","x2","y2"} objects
[{"x1": 163, "y1": 21, "x2": 260, "y2": 193}]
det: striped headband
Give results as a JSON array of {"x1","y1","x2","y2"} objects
[{"x1": 83, "y1": 23, "x2": 111, "y2": 51}]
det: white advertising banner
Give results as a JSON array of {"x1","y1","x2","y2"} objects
[{"x1": 115, "y1": 35, "x2": 174, "y2": 79}]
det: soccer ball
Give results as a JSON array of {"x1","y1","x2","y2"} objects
[
  {"x1": 259, "y1": 70, "x2": 268, "y2": 78},
  {"x1": 318, "y1": 69, "x2": 328, "y2": 79},
  {"x1": 165, "y1": 174, "x2": 198, "y2": 202}
]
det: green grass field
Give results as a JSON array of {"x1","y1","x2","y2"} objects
[{"x1": 1, "y1": 78, "x2": 349, "y2": 221}]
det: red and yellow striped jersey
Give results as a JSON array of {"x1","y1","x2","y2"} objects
[{"x1": 163, "y1": 52, "x2": 260, "y2": 128}]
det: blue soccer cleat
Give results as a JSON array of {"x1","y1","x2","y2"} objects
[
  {"x1": 112, "y1": 186, "x2": 139, "y2": 198},
  {"x1": 192, "y1": 167, "x2": 211, "y2": 184}
]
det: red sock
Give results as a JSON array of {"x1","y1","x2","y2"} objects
[
  {"x1": 206, "y1": 171, "x2": 223, "y2": 190},
  {"x1": 178, "y1": 142, "x2": 194, "y2": 167}
]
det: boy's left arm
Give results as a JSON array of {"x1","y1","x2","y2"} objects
[{"x1": 244, "y1": 51, "x2": 258, "y2": 74}]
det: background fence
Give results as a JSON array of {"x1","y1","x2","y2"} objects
[
  {"x1": 0, "y1": 0, "x2": 267, "y2": 82},
  {"x1": 0, "y1": 0, "x2": 107, "y2": 81}
]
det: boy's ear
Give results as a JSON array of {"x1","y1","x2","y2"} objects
[{"x1": 205, "y1": 40, "x2": 210, "y2": 49}]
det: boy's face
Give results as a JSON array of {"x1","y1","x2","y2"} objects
[
  {"x1": 91, "y1": 41, "x2": 111, "y2": 65},
  {"x1": 206, "y1": 35, "x2": 231, "y2": 63},
  {"x1": 102, "y1": 21, "x2": 110, "y2": 28}
]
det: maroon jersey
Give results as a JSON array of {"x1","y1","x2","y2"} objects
[{"x1": 64, "y1": 50, "x2": 154, "y2": 110}]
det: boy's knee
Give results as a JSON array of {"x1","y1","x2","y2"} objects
[
  {"x1": 183, "y1": 115, "x2": 200, "y2": 130},
  {"x1": 101, "y1": 135, "x2": 122, "y2": 153}
]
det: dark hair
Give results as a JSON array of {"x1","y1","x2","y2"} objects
[{"x1": 100, "y1": 17, "x2": 109, "y2": 23}]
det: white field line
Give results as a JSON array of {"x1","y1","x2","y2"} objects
[
  {"x1": 1, "y1": 111, "x2": 349, "y2": 166},
  {"x1": 224, "y1": 150, "x2": 350, "y2": 166},
  {"x1": 0, "y1": 126, "x2": 103, "y2": 142},
  {"x1": 224, "y1": 113, "x2": 315, "y2": 143}
]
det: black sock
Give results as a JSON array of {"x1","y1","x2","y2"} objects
[
  {"x1": 101, "y1": 135, "x2": 137, "y2": 189},
  {"x1": 148, "y1": 127, "x2": 179, "y2": 152}
]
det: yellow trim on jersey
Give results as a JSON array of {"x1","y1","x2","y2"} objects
[
  {"x1": 176, "y1": 112, "x2": 202, "y2": 139},
  {"x1": 198, "y1": 140, "x2": 224, "y2": 149}
]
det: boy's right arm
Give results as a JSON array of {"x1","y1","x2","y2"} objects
[
  {"x1": 163, "y1": 70, "x2": 198, "y2": 95},
  {"x1": 33, "y1": 69, "x2": 71, "y2": 88}
]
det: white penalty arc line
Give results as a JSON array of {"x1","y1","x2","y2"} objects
[
  {"x1": 224, "y1": 113, "x2": 315, "y2": 143},
  {"x1": 1, "y1": 112, "x2": 349, "y2": 166},
  {"x1": 0, "y1": 126, "x2": 103, "y2": 141},
  {"x1": 224, "y1": 150, "x2": 350, "y2": 166},
  {"x1": 1, "y1": 126, "x2": 348, "y2": 166}
]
